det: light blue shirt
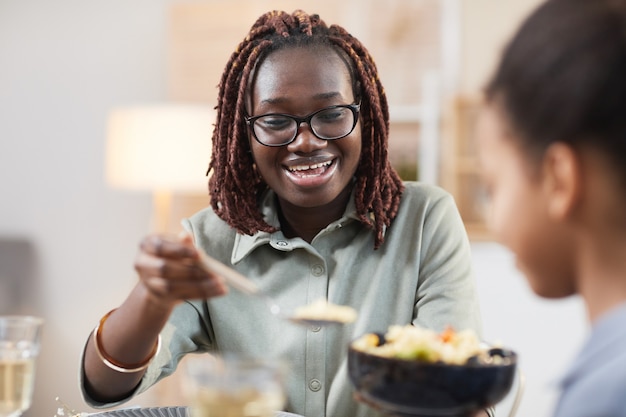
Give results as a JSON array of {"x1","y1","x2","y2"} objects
[{"x1": 553, "y1": 302, "x2": 626, "y2": 417}]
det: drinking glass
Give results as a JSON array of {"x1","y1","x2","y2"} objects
[
  {"x1": 184, "y1": 354, "x2": 287, "y2": 417},
  {"x1": 0, "y1": 316, "x2": 43, "y2": 417}
]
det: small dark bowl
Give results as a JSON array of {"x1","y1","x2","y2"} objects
[{"x1": 348, "y1": 343, "x2": 517, "y2": 416}]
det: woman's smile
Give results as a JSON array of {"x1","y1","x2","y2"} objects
[{"x1": 283, "y1": 157, "x2": 336, "y2": 185}]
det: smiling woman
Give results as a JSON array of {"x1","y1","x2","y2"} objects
[{"x1": 80, "y1": 10, "x2": 483, "y2": 417}]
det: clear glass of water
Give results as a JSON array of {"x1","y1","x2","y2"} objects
[
  {"x1": 184, "y1": 354, "x2": 287, "y2": 417},
  {"x1": 0, "y1": 316, "x2": 43, "y2": 417}
]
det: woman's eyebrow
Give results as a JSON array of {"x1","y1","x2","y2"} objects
[
  {"x1": 312, "y1": 91, "x2": 342, "y2": 100},
  {"x1": 260, "y1": 91, "x2": 343, "y2": 105}
]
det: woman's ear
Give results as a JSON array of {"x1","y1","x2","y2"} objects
[{"x1": 541, "y1": 142, "x2": 582, "y2": 220}]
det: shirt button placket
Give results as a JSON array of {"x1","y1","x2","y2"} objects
[{"x1": 304, "y1": 256, "x2": 327, "y2": 417}]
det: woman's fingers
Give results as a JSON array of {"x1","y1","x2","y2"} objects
[
  {"x1": 142, "y1": 274, "x2": 227, "y2": 300},
  {"x1": 136, "y1": 255, "x2": 228, "y2": 301},
  {"x1": 139, "y1": 234, "x2": 197, "y2": 259},
  {"x1": 134, "y1": 251, "x2": 205, "y2": 281},
  {"x1": 134, "y1": 234, "x2": 228, "y2": 301}
]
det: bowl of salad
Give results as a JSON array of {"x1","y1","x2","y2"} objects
[{"x1": 348, "y1": 325, "x2": 517, "y2": 416}]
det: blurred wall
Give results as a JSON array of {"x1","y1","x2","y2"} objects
[
  {"x1": 0, "y1": 1, "x2": 173, "y2": 414},
  {"x1": 0, "y1": 1, "x2": 585, "y2": 417},
  {"x1": 460, "y1": 0, "x2": 544, "y2": 94}
]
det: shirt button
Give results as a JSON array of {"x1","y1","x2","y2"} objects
[
  {"x1": 309, "y1": 379, "x2": 322, "y2": 392},
  {"x1": 311, "y1": 264, "x2": 324, "y2": 276},
  {"x1": 310, "y1": 326, "x2": 321, "y2": 332}
]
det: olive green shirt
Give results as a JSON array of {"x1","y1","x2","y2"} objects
[{"x1": 83, "y1": 182, "x2": 482, "y2": 417}]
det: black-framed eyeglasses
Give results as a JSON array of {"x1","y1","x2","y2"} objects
[{"x1": 245, "y1": 102, "x2": 361, "y2": 147}]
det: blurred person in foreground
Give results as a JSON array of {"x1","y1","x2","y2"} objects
[
  {"x1": 477, "y1": 0, "x2": 626, "y2": 416},
  {"x1": 80, "y1": 9, "x2": 484, "y2": 417}
]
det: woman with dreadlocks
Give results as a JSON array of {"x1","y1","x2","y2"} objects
[{"x1": 81, "y1": 10, "x2": 482, "y2": 416}]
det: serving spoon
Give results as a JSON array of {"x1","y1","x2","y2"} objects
[{"x1": 195, "y1": 246, "x2": 355, "y2": 327}]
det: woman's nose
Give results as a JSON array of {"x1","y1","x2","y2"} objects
[{"x1": 287, "y1": 123, "x2": 327, "y2": 153}]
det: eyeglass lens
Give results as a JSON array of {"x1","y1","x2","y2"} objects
[{"x1": 252, "y1": 106, "x2": 356, "y2": 146}]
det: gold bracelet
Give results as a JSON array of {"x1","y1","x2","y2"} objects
[{"x1": 92, "y1": 309, "x2": 161, "y2": 373}]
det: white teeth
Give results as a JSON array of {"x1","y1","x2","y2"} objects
[{"x1": 288, "y1": 160, "x2": 332, "y2": 172}]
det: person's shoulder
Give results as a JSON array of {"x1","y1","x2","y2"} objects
[
  {"x1": 390, "y1": 181, "x2": 460, "y2": 229},
  {"x1": 187, "y1": 205, "x2": 220, "y2": 225},
  {"x1": 184, "y1": 206, "x2": 235, "y2": 239},
  {"x1": 183, "y1": 206, "x2": 239, "y2": 256},
  {"x1": 393, "y1": 181, "x2": 466, "y2": 233},
  {"x1": 186, "y1": 206, "x2": 227, "y2": 227},
  {"x1": 400, "y1": 181, "x2": 454, "y2": 205}
]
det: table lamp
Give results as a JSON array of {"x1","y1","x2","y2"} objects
[{"x1": 105, "y1": 103, "x2": 215, "y2": 232}]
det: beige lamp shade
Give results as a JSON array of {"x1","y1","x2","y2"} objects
[{"x1": 105, "y1": 104, "x2": 214, "y2": 194}]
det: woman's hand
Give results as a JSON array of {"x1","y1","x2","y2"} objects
[
  {"x1": 83, "y1": 233, "x2": 227, "y2": 403},
  {"x1": 134, "y1": 233, "x2": 228, "y2": 305}
]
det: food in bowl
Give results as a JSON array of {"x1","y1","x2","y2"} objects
[
  {"x1": 348, "y1": 325, "x2": 517, "y2": 415},
  {"x1": 351, "y1": 325, "x2": 509, "y2": 365}
]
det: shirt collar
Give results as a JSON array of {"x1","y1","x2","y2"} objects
[{"x1": 231, "y1": 187, "x2": 362, "y2": 263}]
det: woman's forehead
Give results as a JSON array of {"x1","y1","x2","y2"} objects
[
  {"x1": 260, "y1": 45, "x2": 351, "y2": 79},
  {"x1": 249, "y1": 46, "x2": 354, "y2": 106}
]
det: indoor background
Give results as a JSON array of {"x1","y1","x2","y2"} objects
[{"x1": 0, "y1": 1, "x2": 586, "y2": 416}]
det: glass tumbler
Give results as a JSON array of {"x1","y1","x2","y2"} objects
[
  {"x1": 0, "y1": 316, "x2": 43, "y2": 417},
  {"x1": 184, "y1": 354, "x2": 287, "y2": 417}
]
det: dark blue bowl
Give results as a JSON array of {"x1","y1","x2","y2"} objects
[{"x1": 348, "y1": 344, "x2": 517, "y2": 416}]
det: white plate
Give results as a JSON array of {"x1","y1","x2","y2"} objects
[{"x1": 89, "y1": 407, "x2": 303, "y2": 417}]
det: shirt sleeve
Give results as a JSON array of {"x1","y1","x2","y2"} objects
[
  {"x1": 413, "y1": 191, "x2": 483, "y2": 335},
  {"x1": 80, "y1": 301, "x2": 212, "y2": 409}
]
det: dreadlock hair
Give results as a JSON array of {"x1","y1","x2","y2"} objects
[{"x1": 207, "y1": 9, "x2": 404, "y2": 249}]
